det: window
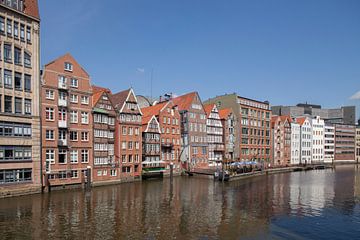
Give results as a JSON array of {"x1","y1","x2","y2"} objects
[
  {"x1": 20, "y1": 24, "x2": 24, "y2": 40},
  {"x1": 24, "y1": 74, "x2": 31, "y2": 92},
  {"x1": 45, "y1": 107, "x2": 54, "y2": 120},
  {"x1": 81, "y1": 112, "x2": 89, "y2": 124},
  {"x1": 58, "y1": 149, "x2": 67, "y2": 164},
  {"x1": 122, "y1": 155, "x2": 126, "y2": 163},
  {"x1": 64, "y1": 62, "x2": 73, "y2": 71},
  {"x1": 128, "y1": 127, "x2": 133, "y2": 135},
  {"x1": 45, "y1": 130, "x2": 54, "y2": 140},
  {"x1": 128, "y1": 141, "x2": 133, "y2": 150},
  {"x1": 6, "y1": 19, "x2": 12, "y2": 36},
  {"x1": 70, "y1": 110, "x2": 78, "y2": 123},
  {"x1": 0, "y1": 17, "x2": 4, "y2": 34},
  {"x1": 70, "y1": 150, "x2": 78, "y2": 163},
  {"x1": 81, "y1": 96, "x2": 89, "y2": 104},
  {"x1": 71, "y1": 170, "x2": 78, "y2": 178},
  {"x1": 135, "y1": 142, "x2": 139, "y2": 150},
  {"x1": 122, "y1": 141, "x2": 126, "y2": 150},
  {"x1": 14, "y1": 97, "x2": 22, "y2": 114},
  {"x1": 45, "y1": 150, "x2": 55, "y2": 164},
  {"x1": 26, "y1": 26, "x2": 31, "y2": 43},
  {"x1": 4, "y1": 96, "x2": 12, "y2": 113},
  {"x1": 70, "y1": 94, "x2": 78, "y2": 103},
  {"x1": 81, "y1": 132, "x2": 89, "y2": 141},
  {"x1": 110, "y1": 169, "x2": 117, "y2": 176},
  {"x1": 81, "y1": 150, "x2": 89, "y2": 163},
  {"x1": 13, "y1": 21, "x2": 18, "y2": 38},
  {"x1": 4, "y1": 44, "x2": 12, "y2": 62},
  {"x1": 135, "y1": 127, "x2": 139, "y2": 135},
  {"x1": 4, "y1": 69, "x2": 12, "y2": 88},
  {"x1": 14, "y1": 72, "x2": 22, "y2": 90},
  {"x1": 14, "y1": 47, "x2": 21, "y2": 65},
  {"x1": 46, "y1": 90, "x2": 54, "y2": 99},
  {"x1": 24, "y1": 99, "x2": 31, "y2": 115},
  {"x1": 24, "y1": 52, "x2": 31, "y2": 67},
  {"x1": 70, "y1": 131, "x2": 78, "y2": 141},
  {"x1": 122, "y1": 127, "x2": 127, "y2": 135},
  {"x1": 70, "y1": 78, "x2": 78, "y2": 87}
]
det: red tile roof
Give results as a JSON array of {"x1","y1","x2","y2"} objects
[
  {"x1": 203, "y1": 103, "x2": 215, "y2": 117},
  {"x1": 296, "y1": 117, "x2": 307, "y2": 126},
  {"x1": 172, "y1": 92, "x2": 197, "y2": 111},
  {"x1": 24, "y1": 0, "x2": 39, "y2": 19},
  {"x1": 141, "y1": 101, "x2": 168, "y2": 118},
  {"x1": 218, "y1": 108, "x2": 232, "y2": 119},
  {"x1": 271, "y1": 115, "x2": 292, "y2": 128},
  {"x1": 110, "y1": 89, "x2": 130, "y2": 110},
  {"x1": 92, "y1": 85, "x2": 112, "y2": 107}
]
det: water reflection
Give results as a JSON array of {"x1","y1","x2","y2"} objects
[{"x1": 0, "y1": 166, "x2": 360, "y2": 239}]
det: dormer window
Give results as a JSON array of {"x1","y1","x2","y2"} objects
[{"x1": 64, "y1": 62, "x2": 73, "y2": 72}]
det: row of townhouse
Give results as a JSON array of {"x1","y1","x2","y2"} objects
[{"x1": 271, "y1": 115, "x2": 356, "y2": 167}]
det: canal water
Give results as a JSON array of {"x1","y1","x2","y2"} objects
[{"x1": 1, "y1": 165, "x2": 360, "y2": 239}]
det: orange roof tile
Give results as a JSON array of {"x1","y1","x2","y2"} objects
[
  {"x1": 141, "y1": 101, "x2": 168, "y2": 118},
  {"x1": 172, "y1": 92, "x2": 197, "y2": 111},
  {"x1": 92, "y1": 85, "x2": 112, "y2": 107},
  {"x1": 218, "y1": 108, "x2": 232, "y2": 120},
  {"x1": 203, "y1": 103, "x2": 215, "y2": 117},
  {"x1": 296, "y1": 117, "x2": 307, "y2": 126}
]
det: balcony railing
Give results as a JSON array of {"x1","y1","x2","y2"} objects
[
  {"x1": 58, "y1": 82, "x2": 68, "y2": 90},
  {"x1": 58, "y1": 139, "x2": 67, "y2": 146},
  {"x1": 58, "y1": 98, "x2": 67, "y2": 107},
  {"x1": 161, "y1": 143, "x2": 173, "y2": 148},
  {"x1": 58, "y1": 120, "x2": 67, "y2": 128}
]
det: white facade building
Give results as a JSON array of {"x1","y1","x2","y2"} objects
[
  {"x1": 311, "y1": 116, "x2": 325, "y2": 163},
  {"x1": 324, "y1": 124, "x2": 335, "y2": 163},
  {"x1": 297, "y1": 117, "x2": 312, "y2": 164},
  {"x1": 290, "y1": 121, "x2": 301, "y2": 165}
]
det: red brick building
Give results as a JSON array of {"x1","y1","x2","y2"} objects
[
  {"x1": 41, "y1": 53, "x2": 93, "y2": 188},
  {"x1": 141, "y1": 115, "x2": 162, "y2": 174},
  {"x1": 219, "y1": 108, "x2": 236, "y2": 161},
  {"x1": 172, "y1": 92, "x2": 208, "y2": 169},
  {"x1": 271, "y1": 115, "x2": 291, "y2": 167},
  {"x1": 91, "y1": 86, "x2": 117, "y2": 185},
  {"x1": 111, "y1": 88, "x2": 142, "y2": 181},
  {"x1": 334, "y1": 124, "x2": 356, "y2": 163},
  {"x1": 141, "y1": 100, "x2": 181, "y2": 174}
]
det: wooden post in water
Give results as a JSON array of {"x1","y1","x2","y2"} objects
[
  {"x1": 170, "y1": 162, "x2": 174, "y2": 185},
  {"x1": 86, "y1": 166, "x2": 91, "y2": 190}
]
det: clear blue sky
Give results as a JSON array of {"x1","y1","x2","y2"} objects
[{"x1": 39, "y1": 0, "x2": 360, "y2": 115}]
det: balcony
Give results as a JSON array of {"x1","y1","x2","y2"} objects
[
  {"x1": 213, "y1": 144, "x2": 225, "y2": 151},
  {"x1": 58, "y1": 139, "x2": 67, "y2": 146},
  {"x1": 58, "y1": 120, "x2": 68, "y2": 128},
  {"x1": 58, "y1": 82, "x2": 68, "y2": 90},
  {"x1": 161, "y1": 143, "x2": 173, "y2": 148},
  {"x1": 58, "y1": 98, "x2": 68, "y2": 107}
]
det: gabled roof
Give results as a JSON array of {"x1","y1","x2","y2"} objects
[
  {"x1": 110, "y1": 89, "x2": 130, "y2": 110},
  {"x1": 92, "y1": 85, "x2": 112, "y2": 107},
  {"x1": 172, "y1": 92, "x2": 198, "y2": 111},
  {"x1": 44, "y1": 53, "x2": 90, "y2": 79},
  {"x1": 142, "y1": 115, "x2": 160, "y2": 133},
  {"x1": 203, "y1": 103, "x2": 215, "y2": 117},
  {"x1": 271, "y1": 115, "x2": 292, "y2": 128},
  {"x1": 296, "y1": 117, "x2": 308, "y2": 126},
  {"x1": 24, "y1": 0, "x2": 39, "y2": 19},
  {"x1": 141, "y1": 101, "x2": 168, "y2": 118},
  {"x1": 218, "y1": 108, "x2": 232, "y2": 120}
]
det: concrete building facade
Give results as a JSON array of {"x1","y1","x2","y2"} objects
[
  {"x1": 311, "y1": 116, "x2": 325, "y2": 163},
  {"x1": 272, "y1": 104, "x2": 355, "y2": 125},
  {"x1": 204, "y1": 103, "x2": 224, "y2": 166},
  {"x1": 290, "y1": 120, "x2": 300, "y2": 165},
  {"x1": 334, "y1": 124, "x2": 355, "y2": 163},
  {"x1": 0, "y1": 0, "x2": 41, "y2": 196},
  {"x1": 41, "y1": 53, "x2": 93, "y2": 188},
  {"x1": 356, "y1": 125, "x2": 360, "y2": 164},
  {"x1": 324, "y1": 124, "x2": 335, "y2": 164},
  {"x1": 297, "y1": 117, "x2": 312, "y2": 164},
  {"x1": 205, "y1": 94, "x2": 271, "y2": 164}
]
